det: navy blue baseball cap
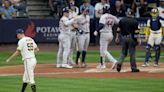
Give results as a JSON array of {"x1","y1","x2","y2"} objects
[{"x1": 16, "y1": 29, "x2": 25, "y2": 34}]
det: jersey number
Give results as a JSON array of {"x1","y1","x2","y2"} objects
[{"x1": 27, "y1": 43, "x2": 34, "y2": 51}]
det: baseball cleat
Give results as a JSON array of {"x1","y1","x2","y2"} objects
[
  {"x1": 62, "y1": 64, "x2": 73, "y2": 69},
  {"x1": 141, "y1": 62, "x2": 149, "y2": 67},
  {"x1": 116, "y1": 63, "x2": 122, "y2": 72},
  {"x1": 74, "y1": 64, "x2": 80, "y2": 68},
  {"x1": 56, "y1": 64, "x2": 62, "y2": 68},
  {"x1": 131, "y1": 69, "x2": 140, "y2": 72},
  {"x1": 81, "y1": 63, "x2": 87, "y2": 68},
  {"x1": 153, "y1": 64, "x2": 159, "y2": 67},
  {"x1": 96, "y1": 64, "x2": 106, "y2": 69},
  {"x1": 68, "y1": 60, "x2": 75, "y2": 66}
]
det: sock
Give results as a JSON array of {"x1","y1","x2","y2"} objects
[
  {"x1": 82, "y1": 51, "x2": 86, "y2": 63},
  {"x1": 31, "y1": 85, "x2": 36, "y2": 92},
  {"x1": 21, "y1": 83, "x2": 28, "y2": 92},
  {"x1": 100, "y1": 56, "x2": 104, "y2": 65},
  {"x1": 75, "y1": 51, "x2": 81, "y2": 64}
]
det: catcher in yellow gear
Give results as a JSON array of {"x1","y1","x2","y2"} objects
[{"x1": 142, "y1": 8, "x2": 164, "y2": 67}]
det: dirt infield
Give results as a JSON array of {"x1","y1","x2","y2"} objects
[
  {"x1": 0, "y1": 63, "x2": 164, "y2": 78},
  {"x1": 0, "y1": 44, "x2": 164, "y2": 78}
]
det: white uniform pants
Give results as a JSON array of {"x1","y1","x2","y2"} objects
[
  {"x1": 148, "y1": 30, "x2": 163, "y2": 46},
  {"x1": 77, "y1": 33, "x2": 90, "y2": 51},
  {"x1": 100, "y1": 32, "x2": 117, "y2": 63},
  {"x1": 57, "y1": 33, "x2": 71, "y2": 65},
  {"x1": 68, "y1": 31, "x2": 77, "y2": 62},
  {"x1": 23, "y1": 58, "x2": 37, "y2": 84}
]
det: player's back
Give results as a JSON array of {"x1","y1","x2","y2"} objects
[
  {"x1": 100, "y1": 13, "x2": 119, "y2": 32},
  {"x1": 18, "y1": 37, "x2": 37, "y2": 60}
]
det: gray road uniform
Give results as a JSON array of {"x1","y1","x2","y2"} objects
[
  {"x1": 75, "y1": 14, "x2": 90, "y2": 66},
  {"x1": 97, "y1": 13, "x2": 119, "y2": 68},
  {"x1": 67, "y1": 11, "x2": 78, "y2": 65},
  {"x1": 57, "y1": 16, "x2": 74, "y2": 68}
]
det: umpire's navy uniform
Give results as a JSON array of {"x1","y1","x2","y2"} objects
[{"x1": 116, "y1": 10, "x2": 140, "y2": 72}]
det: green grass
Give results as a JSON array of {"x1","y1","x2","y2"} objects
[
  {"x1": 0, "y1": 76, "x2": 164, "y2": 92},
  {"x1": 0, "y1": 50, "x2": 164, "y2": 66}
]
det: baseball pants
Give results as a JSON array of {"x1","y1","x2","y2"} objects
[
  {"x1": 100, "y1": 32, "x2": 117, "y2": 63},
  {"x1": 68, "y1": 31, "x2": 77, "y2": 63},
  {"x1": 57, "y1": 33, "x2": 71, "y2": 65},
  {"x1": 76, "y1": 33, "x2": 90, "y2": 51},
  {"x1": 23, "y1": 58, "x2": 37, "y2": 84}
]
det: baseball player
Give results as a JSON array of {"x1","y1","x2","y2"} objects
[
  {"x1": 75, "y1": 7, "x2": 90, "y2": 67},
  {"x1": 57, "y1": 7, "x2": 74, "y2": 68},
  {"x1": 158, "y1": 0, "x2": 164, "y2": 46},
  {"x1": 67, "y1": 2, "x2": 79, "y2": 65},
  {"x1": 94, "y1": 5, "x2": 119, "y2": 69},
  {"x1": 142, "y1": 8, "x2": 164, "y2": 67},
  {"x1": 6, "y1": 29, "x2": 39, "y2": 92}
]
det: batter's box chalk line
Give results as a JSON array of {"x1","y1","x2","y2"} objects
[{"x1": 84, "y1": 68, "x2": 117, "y2": 73}]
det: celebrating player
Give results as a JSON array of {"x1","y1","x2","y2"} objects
[
  {"x1": 6, "y1": 29, "x2": 39, "y2": 92},
  {"x1": 57, "y1": 7, "x2": 74, "y2": 68},
  {"x1": 142, "y1": 8, "x2": 164, "y2": 67},
  {"x1": 75, "y1": 7, "x2": 90, "y2": 68},
  {"x1": 67, "y1": 1, "x2": 79, "y2": 65},
  {"x1": 94, "y1": 5, "x2": 119, "y2": 69}
]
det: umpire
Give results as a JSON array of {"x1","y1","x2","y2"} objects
[{"x1": 115, "y1": 9, "x2": 140, "y2": 72}]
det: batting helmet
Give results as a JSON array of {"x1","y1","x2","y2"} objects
[
  {"x1": 102, "y1": 5, "x2": 110, "y2": 14},
  {"x1": 62, "y1": 7, "x2": 69, "y2": 13},
  {"x1": 150, "y1": 8, "x2": 159, "y2": 18}
]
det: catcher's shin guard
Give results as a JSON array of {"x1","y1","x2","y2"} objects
[
  {"x1": 145, "y1": 44, "x2": 151, "y2": 63},
  {"x1": 154, "y1": 45, "x2": 161, "y2": 64},
  {"x1": 21, "y1": 83, "x2": 28, "y2": 92}
]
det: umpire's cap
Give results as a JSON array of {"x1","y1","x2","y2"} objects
[
  {"x1": 62, "y1": 7, "x2": 69, "y2": 13},
  {"x1": 103, "y1": 5, "x2": 110, "y2": 14},
  {"x1": 16, "y1": 29, "x2": 24, "y2": 34},
  {"x1": 125, "y1": 8, "x2": 134, "y2": 16}
]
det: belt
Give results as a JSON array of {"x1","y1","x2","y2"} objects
[
  {"x1": 101, "y1": 32, "x2": 110, "y2": 33},
  {"x1": 83, "y1": 32, "x2": 90, "y2": 34},
  {"x1": 151, "y1": 32, "x2": 161, "y2": 34}
]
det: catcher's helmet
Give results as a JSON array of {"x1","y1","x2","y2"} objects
[
  {"x1": 150, "y1": 8, "x2": 159, "y2": 17},
  {"x1": 103, "y1": 5, "x2": 110, "y2": 14}
]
